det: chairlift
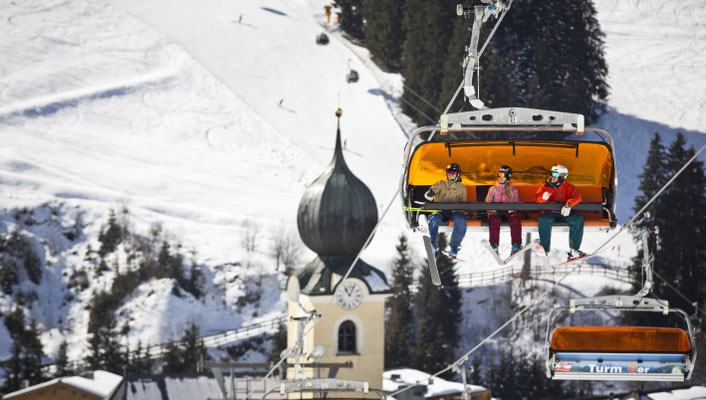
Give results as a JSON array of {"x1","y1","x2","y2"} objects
[
  {"x1": 400, "y1": 1, "x2": 617, "y2": 234},
  {"x1": 544, "y1": 229, "x2": 697, "y2": 382},
  {"x1": 346, "y1": 59, "x2": 359, "y2": 83},
  {"x1": 316, "y1": 32, "x2": 329, "y2": 45},
  {"x1": 347, "y1": 69, "x2": 359, "y2": 83}
]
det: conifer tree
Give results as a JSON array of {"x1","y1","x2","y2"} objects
[
  {"x1": 385, "y1": 234, "x2": 415, "y2": 368},
  {"x1": 268, "y1": 322, "x2": 288, "y2": 365},
  {"x1": 631, "y1": 132, "x2": 706, "y2": 315},
  {"x1": 22, "y1": 319, "x2": 45, "y2": 385},
  {"x1": 437, "y1": 18, "x2": 469, "y2": 113},
  {"x1": 55, "y1": 340, "x2": 70, "y2": 377},
  {"x1": 161, "y1": 341, "x2": 183, "y2": 374},
  {"x1": 435, "y1": 234, "x2": 462, "y2": 345},
  {"x1": 1, "y1": 308, "x2": 46, "y2": 392},
  {"x1": 2, "y1": 342, "x2": 23, "y2": 393},
  {"x1": 180, "y1": 323, "x2": 206, "y2": 373},
  {"x1": 657, "y1": 134, "x2": 706, "y2": 310},
  {"x1": 161, "y1": 323, "x2": 206, "y2": 373},
  {"x1": 334, "y1": 0, "x2": 364, "y2": 39},
  {"x1": 362, "y1": 0, "x2": 404, "y2": 71},
  {"x1": 411, "y1": 234, "x2": 454, "y2": 376},
  {"x1": 476, "y1": 0, "x2": 608, "y2": 123}
]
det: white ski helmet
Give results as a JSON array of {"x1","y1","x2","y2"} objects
[{"x1": 551, "y1": 165, "x2": 569, "y2": 180}]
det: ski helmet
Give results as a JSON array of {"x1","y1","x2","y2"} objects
[
  {"x1": 446, "y1": 163, "x2": 462, "y2": 181},
  {"x1": 551, "y1": 165, "x2": 569, "y2": 180},
  {"x1": 498, "y1": 165, "x2": 512, "y2": 180}
]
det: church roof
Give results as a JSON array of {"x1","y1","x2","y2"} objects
[
  {"x1": 297, "y1": 110, "x2": 378, "y2": 256},
  {"x1": 293, "y1": 256, "x2": 391, "y2": 295}
]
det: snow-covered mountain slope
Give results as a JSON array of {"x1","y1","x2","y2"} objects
[{"x1": 0, "y1": 0, "x2": 704, "y2": 370}]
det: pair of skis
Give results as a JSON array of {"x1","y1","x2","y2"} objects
[
  {"x1": 420, "y1": 214, "x2": 612, "y2": 287},
  {"x1": 485, "y1": 239, "x2": 614, "y2": 267}
]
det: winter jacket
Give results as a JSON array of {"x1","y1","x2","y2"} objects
[
  {"x1": 485, "y1": 182, "x2": 519, "y2": 203},
  {"x1": 485, "y1": 181, "x2": 519, "y2": 214},
  {"x1": 428, "y1": 180, "x2": 467, "y2": 202},
  {"x1": 535, "y1": 180, "x2": 582, "y2": 211}
]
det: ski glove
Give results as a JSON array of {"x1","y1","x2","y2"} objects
[
  {"x1": 541, "y1": 191, "x2": 551, "y2": 201},
  {"x1": 424, "y1": 188, "x2": 436, "y2": 201},
  {"x1": 561, "y1": 204, "x2": 571, "y2": 217}
]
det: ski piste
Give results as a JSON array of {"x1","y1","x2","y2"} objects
[
  {"x1": 481, "y1": 239, "x2": 537, "y2": 266},
  {"x1": 418, "y1": 214, "x2": 442, "y2": 286}
]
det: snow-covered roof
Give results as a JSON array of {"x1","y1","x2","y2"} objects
[
  {"x1": 119, "y1": 375, "x2": 224, "y2": 400},
  {"x1": 3, "y1": 370, "x2": 123, "y2": 399},
  {"x1": 383, "y1": 368, "x2": 487, "y2": 397}
]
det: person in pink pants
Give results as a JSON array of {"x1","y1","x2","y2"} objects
[{"x1": 485, "y1": 165, "x2": 522, "y2": 255}]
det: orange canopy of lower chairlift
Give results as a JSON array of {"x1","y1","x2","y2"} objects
[{"x1": 550, "y1": 326, "x2": 691, "y2": 353}]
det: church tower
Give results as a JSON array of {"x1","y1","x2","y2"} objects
[{"x1": 286, "y1": 109, "x2": 391, "y2": 393}]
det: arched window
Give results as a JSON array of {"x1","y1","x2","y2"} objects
[{"x1": 338, "y1": 320, "x2": 357, "y2": 353}]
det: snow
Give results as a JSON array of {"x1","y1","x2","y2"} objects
[{"x1": 0, "y1": 0, "x2": 704, "y2": 393}]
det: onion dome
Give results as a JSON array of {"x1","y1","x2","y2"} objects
[{"x1": 297, "y1": 109, "x2": 378, "y2": 256}]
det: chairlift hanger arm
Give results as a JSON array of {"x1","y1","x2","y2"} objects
[{"x1": 453, "y1": 1, "x2": 513, "y2": 111}]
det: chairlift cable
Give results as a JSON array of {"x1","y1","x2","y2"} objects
[
  {"x1": 399, "y1": 96, "x2": 438, "y2": 125},
  {"x1": 653, "y1": 270, "x2": 703, "y2": 317},
  {"x1": 403, "y1": 84, "x2": 442, "y2": 115},
  {"x1": 441, "y1": 82, "x2": 464, "y2": 116},
  {"x1": 245, "y1": 188, "x2": 401, "y2": 398}
]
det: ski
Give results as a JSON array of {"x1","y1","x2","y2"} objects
[
  {"x1": 441, "y1": 250, "x2": 465, "y2": 263},
  {"x1": 481, "y1": 239, "x2": 506, "y2": 266},
  {"x1": 418, "y1": 214, "x2": 442, "y2": 286},
  {"x1": 553, "y1": 245, "x2": 615, "y2": 267},
  {"x1": 502, "y1": 239, "x2": 539, "y2": 264},
  {"x1": 532, "y1": 242, "x2": 552, "y2": 268}
]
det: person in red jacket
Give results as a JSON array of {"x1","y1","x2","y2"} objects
[{"x1": 535, "y1": 165, "x2": 585, "y2": 260}]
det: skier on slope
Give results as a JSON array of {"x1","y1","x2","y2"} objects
[
  {"x1": 535, "y1": 165, "x2": 585, "y2": 260},
  {"x1": 485, "y1": 165, "x2": 523, "y2": 256},
  {"x1": 424, "y1": 163, "x2": 467, "y2": 258}
]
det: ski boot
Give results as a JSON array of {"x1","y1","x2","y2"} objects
[
  {"x1": 510, "y1": 243, "x2": 522, "y2": 255},
  {"x1": 449, "y1": 245, "x2": 460, "y2": 258},
  {"x1": 490, "y1": 243, "x2": 499, "y2": 255},
  {"x1": 567, "y1": 248, "x2": 586, "y2": 261}
]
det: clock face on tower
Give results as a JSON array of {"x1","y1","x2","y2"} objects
[{"x1": 335, "y1": 281, "x2": 364, "y2": 310}]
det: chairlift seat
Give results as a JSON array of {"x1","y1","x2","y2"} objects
[{"x1": 548, "y1": 326, "x2": 693, "y2": 382}]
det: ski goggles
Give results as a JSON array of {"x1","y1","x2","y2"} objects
[
  {"x1": 551, "y1": 171, "x2": 560, "y2": 178},
  {"x1": 446, "y1": 169, "x2": 458, "y2": 175},
  {"x1": 497, "y1": 172, "x2": 507, "y2": 178}
]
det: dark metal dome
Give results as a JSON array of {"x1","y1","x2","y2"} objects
[{"x1": 297, "y1": 110, "x2": 378, "y2": 256}]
